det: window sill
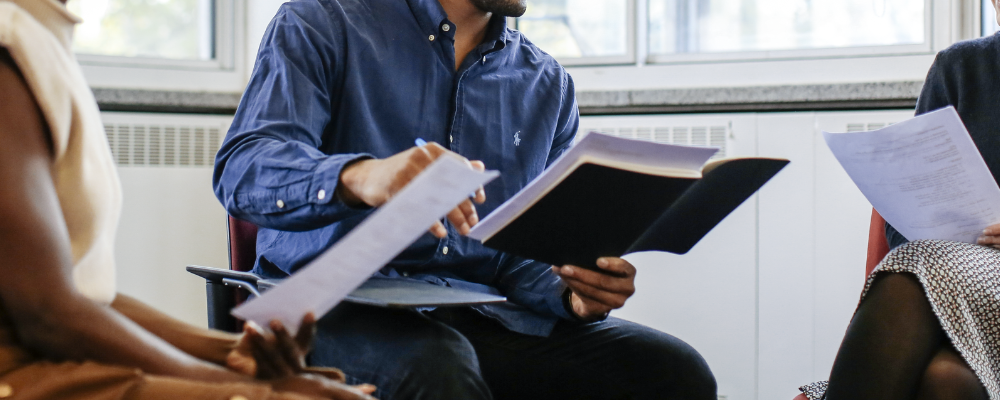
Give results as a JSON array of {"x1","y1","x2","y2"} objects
[
  {"x1": 91, "y1": 81, "x2": 922, "y2": 116},
  {"x1": 92, "y1": 88, "x2": 243, "y2": 114},
  {"x1": 577, "y1": 81, "x2": 923, "y2": 115}
]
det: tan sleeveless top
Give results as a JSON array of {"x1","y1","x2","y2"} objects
[{"x1": 0, "y1": 0, "x2": 121, "y2": 304}]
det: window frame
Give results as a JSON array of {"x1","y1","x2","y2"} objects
[
  {"x1": 78, "y1": 0, "x2": 247, "y2": 93},
  {"x1": 514, "y1": 0, "x2": 638, "y2": 66},
  {"x1": 519, "y1": 0, "x2": 981, "y2": 68},
  {"x1": 645, "y1": 0, "x2": 934, "y2": 64}
]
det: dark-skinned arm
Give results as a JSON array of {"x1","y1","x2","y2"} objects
[
  {"x1": 0, "y1": 51, "x2": 372, "y2": 400},
  {"x1": 110, "y1": 294, "x2": 239, "y2": 366}
]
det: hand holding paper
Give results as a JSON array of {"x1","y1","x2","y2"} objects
[{"x1": 233, "y1": 156, "x2": 499, "y2": 332}]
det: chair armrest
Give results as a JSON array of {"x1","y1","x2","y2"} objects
[{"x1": 186, "y1": 265, "x2": 262, "y2": 285}]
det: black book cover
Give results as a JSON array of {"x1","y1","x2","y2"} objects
[{"x1": 481, "y1": 158, "x2": 789, "y2": 269}]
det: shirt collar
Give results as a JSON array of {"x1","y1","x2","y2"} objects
[{"x1": 404, "y1": 0, "x2": 508, "y2": 54}]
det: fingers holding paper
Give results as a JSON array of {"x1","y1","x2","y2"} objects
[
  {"x1": 976, "y1": 223, "x2": 1000, "y2": 249},
  {"x1": 552, "y1": 257, "x2": 637, "y2": 321},
  {"x1": 337, "y1": 142, "x2": 487, "y2": 238},
  {"x1": 228, "y1": 313, "x2": 319, "y2": 378}
]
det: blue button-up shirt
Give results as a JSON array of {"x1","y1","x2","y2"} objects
[{"x1": 214, "y1": 0, "x2": 580, "y2": 336}]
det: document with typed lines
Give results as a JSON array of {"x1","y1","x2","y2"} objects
[
  {"x1": 233, "y1": 156, "x2": 499, "y2": 333},
  {"x1": 824, "y1": 106, "x2": 1000, "y2": 244}
]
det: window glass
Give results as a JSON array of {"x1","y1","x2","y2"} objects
[
  {"x1": 649, "y1": 0, "x2": 925, "y2": 55},
  {"x1": 517, "y1": 0, "x2": 629, "y2": 58},
  {"x1": 984, "y1": 0, "x2": 999, "y2": 36},
  {"x1": 68, "y1": 0, "x2": 215, "y2": 60}
]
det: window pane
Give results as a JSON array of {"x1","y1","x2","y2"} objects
[
  {"x1": 649, "y1": 0, "x2": 925, "y2": 55},
  {"x1": 68, "y1": 0, "x2": 214, "y2": 60},
  {"x1": 984, "y1": 0, "x2": 999, "y2": 36},
  {"x1": 517, "y1": 0, "x2": 628, "y2": 59}
]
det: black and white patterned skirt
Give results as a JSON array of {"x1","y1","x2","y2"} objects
[{"x1": 800, "y1": 239, "x2": 1000, "y2": 400}]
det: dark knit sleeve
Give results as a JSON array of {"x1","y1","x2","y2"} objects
[{"x1": 915, "y1": 51, "x2": 959, "y2": 116}]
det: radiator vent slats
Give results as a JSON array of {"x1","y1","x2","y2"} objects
[
  {"x1": 580, "y1": 125, "x2": 730, "y2": 159},
  {"x1": 103, "y1": 123, "x2": 224, "y2": 167}
]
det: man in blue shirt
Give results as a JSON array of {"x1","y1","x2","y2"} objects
[{"x1": 215, "y1": 0, "x2": 717, "y2": 398}]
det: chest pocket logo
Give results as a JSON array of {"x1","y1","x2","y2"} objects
[{"x1": 514, "y1": 131, "x2": 521, "y2": 146}]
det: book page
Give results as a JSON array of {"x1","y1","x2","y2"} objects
[
  {"x1": 824, "y1": 106, "x2": 1000, "y2": 244},
  {"x1": 232, "y1": 157, "x2": 499, "y2": 333},
  {"x1": 469, "y1": 132, "x2": 718, "y2": 241}
]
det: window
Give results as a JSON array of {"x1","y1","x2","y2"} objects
[
  {"x1": 516, "y1": 0, "x2": 635, "y2": 65},
  {"x1": 648, "y1": 0, "x2": 925, "y2": 55},
  {"x1": 69, "y1": 0, "x2": 215, "y2": 61},
  {"x1": 517, "y1": 0, "x2": 932, "y2": 66},
  {"x1": 71, "y1": 0, "x2": 245, "y2": 92},
  {"x1": 984, "y1": 0, "x2": 999, "y2": 36}
]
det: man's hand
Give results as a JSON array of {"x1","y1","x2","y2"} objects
[
  {"x1": 337, "y1": 142, "x2": 486, "y2": 238},
  {"x1": 551, "y1": 257, "x2": 636, "y2": 321},
  {"x1": 227, "y1": 314, "x2": 319, "y2": 379},
  {"x1": 977, "y1": 223, "x2": 1000, "y2": 249}
]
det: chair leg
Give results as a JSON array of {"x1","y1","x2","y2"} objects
[{"x1": 206, "y1": 281, "x2": 239, "y2": 333}]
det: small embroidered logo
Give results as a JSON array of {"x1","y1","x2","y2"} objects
[{"x1": 514, "y1": 131, "x2": 521, "y2": 146}]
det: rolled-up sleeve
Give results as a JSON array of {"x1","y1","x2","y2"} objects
[
  {"x1": 495, "y1": 255, "x2": 574, "y2": 320},
  {"x1": 213, "y1": 3, "x2": 371, "y2": 231}
]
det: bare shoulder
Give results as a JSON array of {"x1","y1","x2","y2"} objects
[{"x1": 0, "y1": 46, "x2": 52, "y2": 158}]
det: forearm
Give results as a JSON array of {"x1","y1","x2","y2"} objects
[
  {"x1": 213, "y1": 130, "x2": 373, "y2": 231},
  {"x1": 111, "y1": 294, "x2": 238, "y2": 366},
  {"x1": 496, "y1": 255, "x2": 574, "y2": 320},
  {"x1": 12, "y1": 293, "x2": 250, "y2": 383}
]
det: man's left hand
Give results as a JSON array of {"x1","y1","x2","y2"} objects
[{"x1": 552, "y1": 257, "x2": 636, "y2": 321}]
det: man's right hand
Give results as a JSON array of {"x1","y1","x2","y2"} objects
[{"x1": 337, "y1": 142, "x2": 486, "y2": 238}]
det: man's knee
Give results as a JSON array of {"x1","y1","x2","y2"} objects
[{"x1": 622, "y1": 328, "x2": 717, "y2": 400}]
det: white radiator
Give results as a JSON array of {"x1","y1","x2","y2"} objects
[{"x1": 102, "y1": 111, "x2": 232, "y2": 328}]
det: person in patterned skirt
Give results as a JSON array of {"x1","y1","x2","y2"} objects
[{"x1": 799, "y1": 2, "x2": 1000, "y2": 400}]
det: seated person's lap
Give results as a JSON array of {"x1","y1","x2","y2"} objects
[{"x1": 309, "y1": 303, "x2": 717, "y2": 400}]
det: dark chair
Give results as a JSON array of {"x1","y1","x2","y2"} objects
[
  {"x1": 791, "y1": 209, "x2": 889, "y2": 400},
  {"x1": 187, "y1": 216, "x2": 506, "y2": 333}
]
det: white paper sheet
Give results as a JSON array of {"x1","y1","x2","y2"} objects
[
  {"x1": 824, "y1": 106, "x2": 1000, "y2": 244},
  {"x1": 469, "y1": 132, "x2": 718, "y2": 241},
  {"x1": 232, "y1": 156, "x2": 499, "y2": 332}
]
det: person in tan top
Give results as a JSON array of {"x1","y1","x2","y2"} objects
[{"x1": 0, "y1": 0, "x2": 375, "y2": 399}]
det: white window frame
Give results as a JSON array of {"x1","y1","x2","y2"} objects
[
  {"x1": 525, "y1": 0, "x2": 983, "y2": 68},
  {"x1": 514, "y1": 0, "x2": 638, "y2": 66},
  {"x1": 645, "y1": 0, "x2": 934, "y2": 64},
  {"x1": 79, "y1": 0, "x2": 247, "y2": 93}
]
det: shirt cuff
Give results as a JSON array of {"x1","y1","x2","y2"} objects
[{"x1": 308, "y1": 153, "x2": 373, "y2": 210}]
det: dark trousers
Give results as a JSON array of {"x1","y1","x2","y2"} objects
[{"x1": 308, "y1": 303, "x2": 717, "y2": 400}]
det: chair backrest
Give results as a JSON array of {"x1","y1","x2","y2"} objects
[
  {"x1": 866, "y1": 208, "x2": 889, "y2": 276},
  {"x1": 228, "y1": 215, "x2": 258, "y2": 272}
]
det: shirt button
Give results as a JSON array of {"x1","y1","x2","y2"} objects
[
  {"x1": 317, "y1": 189, "x2": 326, "y2": 200},
  {"x1": 230, "y1": 396, "x2": 249, "y2": 400},
  {"x1": 482, "y1": 56, "x2": 486, "y2": 63},
  {"x1": 0, "y1": 384, "x2": 13, "y2": 399},
  {"x1": 442, "y1": 246, "x2": 449, "y2": 255},
  {"x1": 442, "y1": 24, "x2": 450, "y2": 32},
  {"x1": 429, "y1": 34, "x2": 435, "y2": 41},
  {"x1": 449, "y1": 135, "x2": 453, "y2": 143},
  {"x1": 402, "y1": 272, "x2": 410, "y2": 277},
  {"x1": 276, "y1": 199, "x2": 285, "y2": 209}
]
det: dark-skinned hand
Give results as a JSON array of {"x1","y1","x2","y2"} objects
[{"x1": 551, "y1": 257, "x2": 637, "y2": 321}]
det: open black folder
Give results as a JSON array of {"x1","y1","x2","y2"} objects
[{"x1": 468, "y1": 132, "x2": 789, "y2": 270}]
